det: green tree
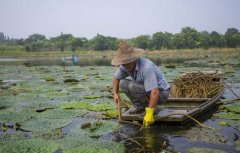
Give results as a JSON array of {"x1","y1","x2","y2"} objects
[
  {"x1": 25, "y1": 34, "x2": 47, "y2": 51},
  {"x1": 0, "y1": 32, "x2": 6, "y2": 43},
  {"x1": 50, "y1": 33, "x2": 74, "y2": 52},
  {"x1": 209, "y1": 31, "x2": 225, "y2": 48},
  {"x1": 151, "y1": 32, "x2": 173, "y2": 50},
  {"x1": 92, "y1": 34, "x2": 107, "y2": 51},
  {"x1": 172, "y1": 33, "x2": 185, "y2": 49},
  {"x1": 133, "y1": 35, "x2": 150, "y2": 49},
  {"x1": 199, "y1": 31, "x2": 210, "y2": 49},
  {"x1": 69, "y1": 37, "x2": 83, "y2": 51},
  {"x1": 181, "y1": 27, "x2": 200, "y2": 49},
  {"x1": 225, "y1": 28, "x2": 240, "y2": 48}
]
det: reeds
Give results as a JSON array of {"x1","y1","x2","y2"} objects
[{"x1": 171, "y1": 71, "x2": 223, "y2": 98}]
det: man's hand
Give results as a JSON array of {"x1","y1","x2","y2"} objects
[
  {"x1": 114, "y1": 93, "x2": 121, "y2": 107},
  {"x1": 143, "y1": 107, "x2": 155, "y2": 128}
]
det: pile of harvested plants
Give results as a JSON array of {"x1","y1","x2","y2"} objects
[{"x1": 171, "y1": 71, "x2": 223, "y2": 98}]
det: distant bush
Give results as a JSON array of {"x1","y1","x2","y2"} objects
[{"x1": 0, "y1": 45, "x2": 24, "y2": 51}]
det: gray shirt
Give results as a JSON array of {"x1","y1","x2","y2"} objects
[{"x1": 114, "y1": 58, "x2": 170, "y2": 92}]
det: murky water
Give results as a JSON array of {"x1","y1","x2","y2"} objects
[{"x1": 0, "y1": 58, "x2": 240, "y2": 153}]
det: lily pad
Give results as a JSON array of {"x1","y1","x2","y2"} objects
[
  {"x1": 187, "y1": 147, "x2": 226, "y2": 153},
  {"x1": 62, "y1": 101, "x2": 115, "y2": 111},
  {"x1": 79, "y1": 120, "x2": 119, "y2": 137},
  {"x1": 215, "y1": 112, "x2": 240, "y2": 120},
  {"x1": 105, "y1": 109, "x2": 118, "y2": 118},
  {"x1": 236, "y1": 140, "x2": 240, "y2": 151},
  {"x1": 0, "y1": 107, "x2": 36, "y2": 123},
  {"x1": 37, "y1": 108, "x2": 88, "y2": 119},
  {"x1": 56, "y1": 135, "x2": 125, "y2": 153},
  {"x1": 178, "y1": 127, "x2": 227, "y2": 144},
  {"x1": 225, "y1": 104, "x2": 240, "y2": 113},
  {"x1": 20, "y1": 118, "x2": 72, "y2": 132},
  {"x1": 64, "y1": 146, "x2": 112, "y2": 153},
  {"x1": 41, "y1": 91, "x2": 68, "y2": 98},
  {"x1": 84, "y1": 95, "x2": 103, "y2": 99},
  {"x1": 43, "y1": 76, "x2": 55, "y2": 81},
  {"x1": 0, "y1": 138, "x2": 59, "y2": 153}
]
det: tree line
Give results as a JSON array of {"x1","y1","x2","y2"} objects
[{"x1": 0, "y1": 27, "x2": 240, "y2": 52}]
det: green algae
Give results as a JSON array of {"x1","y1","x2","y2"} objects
[
  {"x1": 20, "y1": 118, "x2": 72, "y2": 132},
  {"x1": 187, "y1": 147, "x2": 226, "y2": 153},
  {"x1": 0, "y1": 138, "x2": 59, "y2": 153}
]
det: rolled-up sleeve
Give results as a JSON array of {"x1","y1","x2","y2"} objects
[
  {"x1": 142, "y1": 66, "x2": 159, "y2": 92},
  {"x1": 114, "y1": 67, "x2": 128, "y2": 80}
]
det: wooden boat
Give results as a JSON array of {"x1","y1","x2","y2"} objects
[{"x1": 121, "y1": 71, "x2": 224, "y2": 122}]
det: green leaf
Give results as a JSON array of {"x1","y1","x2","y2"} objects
[{"x1": 20, "y1": 118, "x2": 72, "y2": 132}]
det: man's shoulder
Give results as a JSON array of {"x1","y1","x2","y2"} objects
[{"x1": 139, "y1": 58, "x2": 155, "y2": 69}]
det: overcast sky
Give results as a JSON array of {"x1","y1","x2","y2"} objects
[{"x1": 1, "y1": 0, "x2": 240, "y2": 39}]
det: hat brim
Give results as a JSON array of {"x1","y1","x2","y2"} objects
[{"x1": 111, "y1": 48, "x2": 144, "y2": 66}]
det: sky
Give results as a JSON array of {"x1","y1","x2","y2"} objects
[{"x1": 0, "y1": 0, "x2": 240, "y2": 39}]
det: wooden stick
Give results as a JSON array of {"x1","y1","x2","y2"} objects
[{"x1": 118, "y1": 100, "x2": 122, "y2": 122}]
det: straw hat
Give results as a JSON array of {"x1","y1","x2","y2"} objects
[{"x1": 111, "y1": 40, "x2": 144, "y2": 65}]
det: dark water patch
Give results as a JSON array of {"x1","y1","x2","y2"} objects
[{"x1": 169, "y1": 136, "x2": 239, "y2": 153}]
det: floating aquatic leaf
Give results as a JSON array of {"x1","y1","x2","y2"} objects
[
  {"x1": 0, "y1": 138, "x2": 59, "y2": 153},
  {"x1": 28, "y1": 102, "x2": 57, "y2": 111},
  {"x1": 225, "y1": 104, "x2": 240, "y2": 113},
  {"x1": 41, "y1": 91, "x2": 68, "y2": 98},
  {"x1": 20, "y1": 118, "x2": 72, "y2": 132},
  {"x1": 105, "y1": 109, "x2": 118, "y2": 118},
  {"x1": 178, "y1": 127, "x2": 227, "y2": 144},
  {"x1": 236, "y1": 140, "x2": 240, "y2": 151},
  {"x1": 215, "y1": 112, "x2": 240, "y2": 120},
  {"x1": 84, "y1": 95, "x2": 103, "y2": 99},
  {"x1": 56, "y1": 135, "x2": 125, "y2": 153},
  {"x1": 0, "y1": 107, "x2": 36, "y2": 123},
  {"x1": 32, "y1": 128, "x2": 64, "y2": 139},
  {"x1": 43, "y1": 76, "x2": 55, "y2": 81},
  {"x1": 225, "y1": 120, "x2": 240, "y2": 130},
  {"x1": 37, "y1": 108, "x2": 88, "y2": 119},
  {"x1": 79, "y1": 120, "x2": 119, "y2": 137},
  {"x1": 0, "y1": 132, "x2": 30, "y2": 145},
  {"x1": 187, "y1": 147, "x2": 226, "y2": 153},
  {"x1": 64, "y1": 146, "x2": 112, "y2": 153},
  {"x1": 62, "y1": 101, "x2": 115, "y2": 111}
]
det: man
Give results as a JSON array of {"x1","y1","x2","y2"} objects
[{"x1": 112, "y1": 40, "x2": 170, "y2": 127}]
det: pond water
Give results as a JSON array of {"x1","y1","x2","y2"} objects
[{"x1": 0, "y1": 58, "x2": 240, "y2": 153}]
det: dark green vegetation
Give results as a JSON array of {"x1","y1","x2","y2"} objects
[
  {"x1": 1, "y1": 27, "x2": 240, "y2": 52},
  {"x1": 0, "y1": 53, "x2": 240, "y2": 152}
]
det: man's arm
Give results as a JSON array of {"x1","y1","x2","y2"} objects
[
  {"x1": 143, "y1": 88, "x2": 159, "y2": 128},
  {"x1": 148, "y1": 88, "x2": 160, "y2": 108},
  {"x1": 113, "y1": 78, "x2": 121, "y2": 106}
]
